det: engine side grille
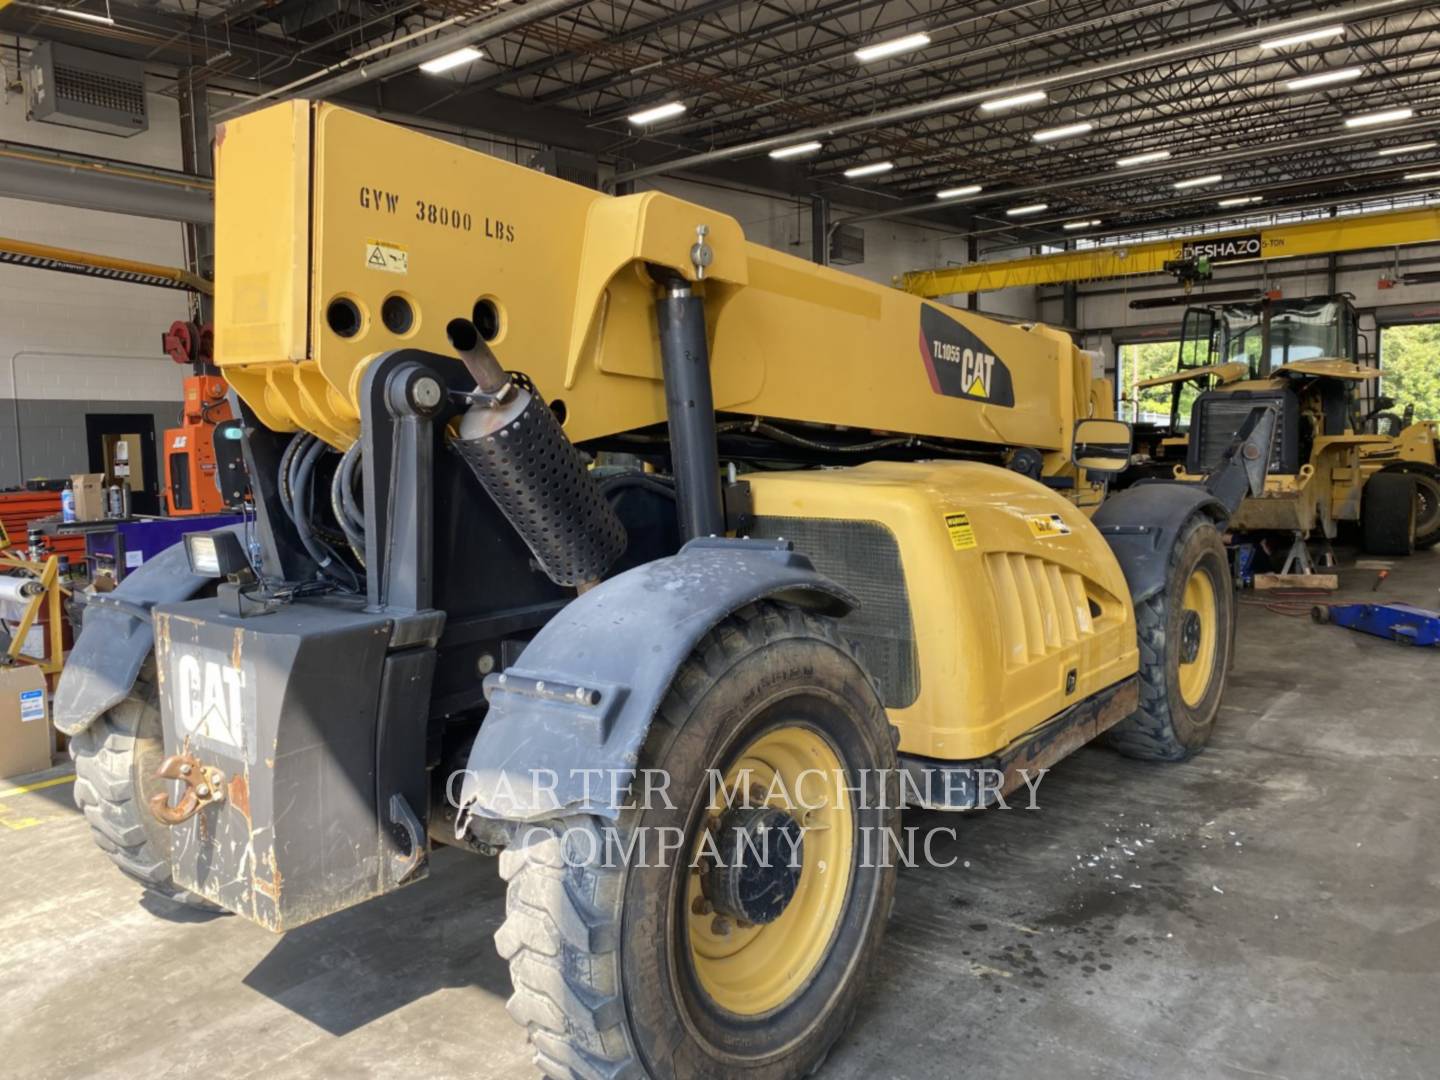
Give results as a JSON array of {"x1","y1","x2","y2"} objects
[
  {"x1": 749, "y1": 516, "x2": 918, "y2": 708},
  {"x1": 984, "y1": 552, "x2": 1097, "y2": 670},
  {"x1": 1192, "y1": 394, "x2": 1284, "y2": 469}
]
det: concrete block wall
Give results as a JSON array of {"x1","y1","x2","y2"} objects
[{"x1": 0, "y1": 75, "x2": 191, "y2": 487}]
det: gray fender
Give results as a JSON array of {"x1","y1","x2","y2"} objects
[
  {"x1": 1091, "y1": 483, "x2": 1226, "y2": 604},
  {"x1": 53, "y1": 529, "x2": 240, "y2": 736},
  {"x1": 456, "y1": 537, "x2": 855, "y2": 825}
]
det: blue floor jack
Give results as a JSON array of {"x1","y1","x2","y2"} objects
[{"x1": 1311, "y1": 602, "x2": 1440, "y2": 647}]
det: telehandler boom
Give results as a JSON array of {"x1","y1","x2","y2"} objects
[{"x1": 55, "y1": 103, "x2": 1269, "y2": 1080}]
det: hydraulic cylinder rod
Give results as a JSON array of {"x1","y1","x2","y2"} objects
[{"x1": 656, "y1": 285, "x2": 725, "y2": 541}]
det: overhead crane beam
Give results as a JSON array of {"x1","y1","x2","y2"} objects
[{"x1": 897, "y1": 206, "x2": 1440, "y2": 298}]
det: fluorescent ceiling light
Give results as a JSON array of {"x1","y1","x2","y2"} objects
[
  {"x1": 843, "y1": 161, "x2": 894, "y2": 178},
  {"x1": 1174, "y1": 173, "x2": 1223, "y2": 189},
  {"x1": 1406, "y1": 170, "x2": 1440, "y2": 180},
  {"x1": 628, "y1": 101, "x2": 687, "y2": 125},
  {"x1": 1218, "y1": 196, "x2": 1263, "y2": 207},
  {"x1": 769, "y1": 141, "x2": 822, "y2": 160},
  {"x1": 936, "y1": 184, "x2": 983, "y2": 199},
  {"x1": 419, "y1": 46, "x2": 483, "y2": 74},
  {"x1": 1033, "y1": 122, "x2": 1093, "y2": 143},
  {"x1": 1285, "y1": 67, "x2": 1362, "y2": 91},
  {"x1": 979, "y1": 90, "x2": 1047, "y2": 112},
  {"x1": 1344, "y1": 107, "x2": 1414, "y2": 128},
  {"x1": 1063, "y1": 219, "x2": 1101, "y2": 230},
  {"x1": 1006, "y1": 203, "x2": 1049, "y2": 217},
  {"x1": 854, "y1": 32, "x2": 931, "y2": 63},
  {"x1": 1378, "y1": 141, "x2": 1436, "y2": 156},
  {"x1": 1260, "y1": 24, "x2": 1344, "y2": 50},
  {"x1": 1115, "y1": 149, "x2": 1171, "y2": 167},
  {"x1": 34, "y1": 4, "x2": 114, "y2": 23}
]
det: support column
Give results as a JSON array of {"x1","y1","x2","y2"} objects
[
  {"x1": 811, "y1": 194, "x2": 829, "y2": 266},
  {"x1": 177, "y1": 68, "x2": 214, "y2": 324}
]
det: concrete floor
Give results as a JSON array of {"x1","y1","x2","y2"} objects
[{"x1": 3, "y1": 548, "x2": 1438, "y2": 1080}]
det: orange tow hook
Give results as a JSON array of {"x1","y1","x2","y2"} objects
[{"x1": 148, "y1": 754, "x2": 227, "y2": 825}]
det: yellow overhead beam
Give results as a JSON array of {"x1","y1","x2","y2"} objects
[
  {"x1": 898, "y1": 205, "x2": 1440, "y2": 298},
  {"x1": 0, "y1": 235, "x2": 212, "y2": 294}
]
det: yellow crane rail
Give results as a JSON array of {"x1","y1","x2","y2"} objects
[
  {"x1": 898, "y1": 205, "x2": 1440, "y2": 297},
  {"x1": 0, "y1": 235, "x2": 212, "y2": 294}
]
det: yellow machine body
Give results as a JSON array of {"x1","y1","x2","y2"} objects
[
  {"x1": 214, "y1": 103, "x2": 1100, "y2": 476},
  {"x1": 211, "y1": 102, "x2": 1143, "y2": 766},
  {"x1": 745, "y1": 461, "x2": 1138, "y2": 760}
]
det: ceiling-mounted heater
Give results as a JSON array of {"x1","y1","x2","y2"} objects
[{"x1": 29, "y1": 41, "x2": 148, "y2": 137}]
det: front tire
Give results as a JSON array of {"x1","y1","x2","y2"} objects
[
  {"x1": 496, "y1": 602, "x2": 898, "y2": 1080},
  {"x1": 69, "y1": 661, "x2": 220, "y2": 910},
  {"x1": 1108, "y1": 514, "x2": 1233, "y2": 762},
  {"x1": 1362, "y1": 472, "x2": 1418, "y2": 556},
  {"x1": 1378, "y1": 463, "x2": 1440, "y2": 549}
]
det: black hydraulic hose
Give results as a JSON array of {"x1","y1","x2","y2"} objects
[
  {"x1": 277, "y1": 431, "x2": 312, "y2": 523},
  {"x1": 330, "y1": 442, "x2": 366, "y2": 568},
  {"x1": 291, "y1": 437, "x2": 359, "y2": 591},
  {"x1": 599, "y1": 473, "x2": 677, "y2": 500},
  {"x1": 338, "y1": 440, "x2": 365, "y2": 533}
]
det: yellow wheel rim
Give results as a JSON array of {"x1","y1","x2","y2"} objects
[
  {"x1": 1177, "y1": 566, "x2": 1219, "y2": 708},
  {"x1": 686, "y1": 724, "x2": 854, "y2": 1017}
]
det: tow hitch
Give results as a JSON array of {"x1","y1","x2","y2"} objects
[{"x1": 148, "y1": 753, "x2": 227, "y2": 825}]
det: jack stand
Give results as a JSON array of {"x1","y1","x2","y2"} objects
[{"x1": 1278, "y1": 531, "x2": 1315, "y2": 576}]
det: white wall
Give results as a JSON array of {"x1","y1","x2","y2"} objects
[
  {"x1": 0, "y1": 77, "x2": 192, "y2": 404},
  {"x1": 0, "y1": 76, "x2": 192, "y2": 485}
]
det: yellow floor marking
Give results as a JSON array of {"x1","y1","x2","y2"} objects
[{"x1": 0, "y1": 773, "x2": 73, "y2": 799}]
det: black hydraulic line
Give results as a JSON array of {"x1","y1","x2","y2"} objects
[
  {"x1": 599, "y1": 473, "x2": 678, "y2": 501},
  {"x1": 655, "y1": 283, "x2": 725, "y2": 541},
  {"x1": 330, "y1": 445, "x2": 367, "y2": 569}
]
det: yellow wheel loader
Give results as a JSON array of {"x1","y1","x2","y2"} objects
[
  {"x1": 52, "y1": 104, "x2": 1273, "y2": 1079},
  {"x1": 1133, "y1": 295, "x2": 1440, "y2": 556}
]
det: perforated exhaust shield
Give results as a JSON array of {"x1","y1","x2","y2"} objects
[{"x1": 451, "y1": 387, "x2": 626, "y2": 586}]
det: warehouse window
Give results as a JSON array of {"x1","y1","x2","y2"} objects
[
  {"x1": 1379, "y1": 322, "x2": 1440, "y2": 421},
  {"x1": 1118, "y1": 340, "x2": 1182, "y2": 424}
]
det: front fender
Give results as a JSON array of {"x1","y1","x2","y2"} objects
[
  {"x1": 456, "y1": 538, "x2": 854, "y2": 826},
  {"x1": 1091, "y1": 482, "x2": 1225, "y2": 604},
  {"x1": 52, "y1": 529, "x2": 240, "y2": 736}
]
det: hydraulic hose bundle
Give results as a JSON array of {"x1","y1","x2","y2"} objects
[{"x1": 276, "y1": 431, "x2": 362, "y2": 592}]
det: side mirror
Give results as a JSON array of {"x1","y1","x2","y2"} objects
[
  {"x1": 1373, "y1": 395, "x2": 1396, "y2": 412},
  {"x1": 1073, "y1": 418, "x2": 1134, "y2": 475}
]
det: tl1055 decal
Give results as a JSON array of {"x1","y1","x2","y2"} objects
[{"x1": 919, "y1": 306, "x2": 1016, "y2": 406}]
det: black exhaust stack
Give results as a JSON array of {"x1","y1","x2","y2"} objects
[{"x1": 448, "y1": 319, "x2": 626, "y2": 588}]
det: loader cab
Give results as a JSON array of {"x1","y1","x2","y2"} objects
[{"x1": 1167, "y1": 295, "x2": 1362, "y2": 433}]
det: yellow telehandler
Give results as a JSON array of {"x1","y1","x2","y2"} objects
[{"x1": 53, "y1": 104, "x2": 1274, "y2": 1079}]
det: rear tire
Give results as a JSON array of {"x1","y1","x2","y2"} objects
[
  {"x1": 69, "y1": 661, "x2": 221, "y2": 911},
  {"x1": 495, "y1": 601, "x2": 898, "y2": 1080},
  {"x1": 1362, "y1": 472, "x2": 1418, "y2": 556},
  {"x1": 1108, "y1": 515, "x2": 1233, "y2": 762},
  {"x1": 1378, "y1": 463, "x2": 1440, "y2": 549}
]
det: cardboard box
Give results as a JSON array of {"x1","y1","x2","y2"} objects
[
  {"x1": 0, "y1": 664, "x2": 51, "y2": 779},
  {"x1": 71, "y1": 473, "x2": 107, "y2": 521}
]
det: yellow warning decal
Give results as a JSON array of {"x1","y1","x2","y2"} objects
[
  {"x1": 1026, "y1": 513, "x2": 1072, "y2": 539},
  {"x1": 945, "y1": 511, "x2": 977, "y2": 550},
  {"x1": 365, "y1": 240, "x2": 408, "y2": 274}
]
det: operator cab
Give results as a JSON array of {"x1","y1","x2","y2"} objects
[{"x1": 1167, "y1": 294, "x2": 1362, "y2": 433}]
